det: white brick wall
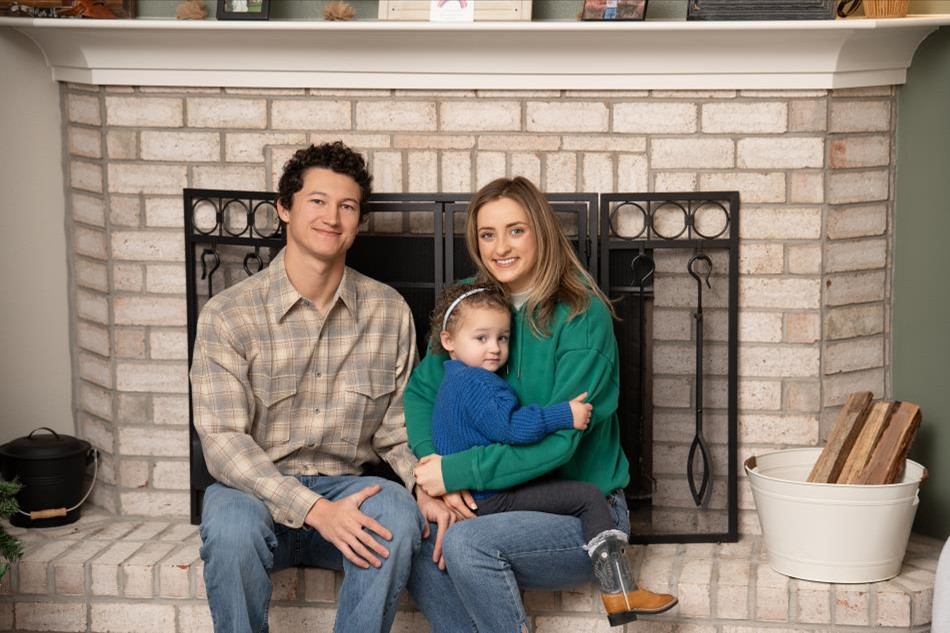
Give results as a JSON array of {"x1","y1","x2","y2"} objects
[
  {"x1": 106, "y1": 97, "x2": 183, "y2": 127},
  {"x1": 829, "y1": 100, "x2": 891, "y2": 133},
  {"x1": 69, "y1": 126, "x2": 103, "y2": 159},
  {"x1": 527, "y1": 102, "x2": 607, "y2": 133},
  {"x1": 443, "y1": 100, "x2": 519, "y2": 132},
  {"x1": 70, "y1": 160, "x2": 103, "y2": 193},
  {"x1": 108, "y1": 164, "x2": 188, "y2": 195},
  {"x1": 140, "y1": 131, "x2": 220, "y2": 162},
  {"x1": 68, "y1": 93, "x2": 102, "y2": 126},
  {"x1": 652, "y1": 138, "x2": 734, "y2": 169},
  {"x1": 187, "y1": 97, "x2": 268, "y2": 129},
  {"x1": 357, "y1": 101, "x2": 437, "y2": 131},
  {"x1": 614, "y1": 102, "x2": 697, "y2": 134},
  {"x1": 60, "y1": 85, "x2": 899, "y2": 534},
  {"x1": 702, "y1": 102, "x2": 787, "y2": 134}
]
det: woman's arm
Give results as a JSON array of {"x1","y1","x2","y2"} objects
[
  {"x1": 442, "y1": 346, "x2": 617, "y2": 492},
  {"x1": 404, "y1": 348, "x2": 448, "y2": 458},
  {"x1": 442, "y1": 300, "x2": 619, "y2": 492}
]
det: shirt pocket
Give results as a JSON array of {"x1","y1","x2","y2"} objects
[
  {"x1": 251, "y1": 373, "x2": 297, "y2": 448},
  {"x1": 341, "y1": 368, "x2": 396, "y2": 448}
]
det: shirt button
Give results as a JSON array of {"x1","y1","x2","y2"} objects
[
  {"x1": 313, "y1": 408, "x2": 320, "y2": 414},
  {"x1": 316, "y1": 372, "x2": 322, "y2": 377}
]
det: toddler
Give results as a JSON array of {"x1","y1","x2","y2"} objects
[{"x1": 426, "y1": 282, "x2": 677, "y2": 625}]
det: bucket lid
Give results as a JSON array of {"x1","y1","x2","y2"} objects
[{"x1": 0, "y1": 427, "x2": 90, "y2": 460}]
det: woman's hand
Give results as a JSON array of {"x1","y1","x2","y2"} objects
[
  {"x1": 442, "y1": 490, "x2": 478, "y2": 521},
  {"x1": 414, "y1": 454, "x2": 447, "y2": 497},
  {"x1": 414, "y1": 487, "x2": 456, "y2": 570}
]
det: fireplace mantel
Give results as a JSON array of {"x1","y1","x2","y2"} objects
[{"x1": 2, "y1": 15, "x2": 949, "y2": 90}]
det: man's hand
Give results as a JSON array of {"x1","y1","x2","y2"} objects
[
  {"x1": 413, "y1": 454, "x2": 446, "y2": 497},
  {"x1": 414, "y1": 487, "x2": 456, "y2": 570},
  {"x1": 305, "y1": 484, "x2": 391, "y2": 569}
]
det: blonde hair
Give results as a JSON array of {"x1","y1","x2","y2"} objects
[{"x1": 464, "y1": 176, "x2": 616, "y2": 336}]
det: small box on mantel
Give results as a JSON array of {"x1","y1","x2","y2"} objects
[{"x1": 378, "y1": 0, "x2": 532, "y2": 21}]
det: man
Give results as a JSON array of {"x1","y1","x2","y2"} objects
[{"x1": 191, "y1": 142, "x2": 471, "y2": 633}]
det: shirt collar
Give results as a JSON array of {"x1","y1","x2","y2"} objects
[{"x1": 267, "y1": 249, "x2": 359, "y2": 322}]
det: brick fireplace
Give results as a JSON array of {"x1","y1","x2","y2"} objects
[
  {"x1": 66, "y1": 85, "x2": 894, "y2": 536},
  {"x1": 3, "y1": 15, "x2": 947, "y2": 632}
]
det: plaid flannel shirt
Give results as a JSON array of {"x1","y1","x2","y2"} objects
[{"x1": 190, "y1": 249, "x2": 418, "y2": 528}]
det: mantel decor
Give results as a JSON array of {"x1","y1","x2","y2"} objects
[
  {"x1": 687, "y1": 0, "x2": 835, "y2": 20},
  {"x1": 216, "y1": 0, "x2": 268, "y2": 20},
  {"x1": 581, "y1": 0, "x2": 648, "y2": 21},
  {"x1": 1, "y1": 0, "x2": 133, "y2": 18},
  {"x1": 378, "y1": 0, "x2": 531, "y2": 21}
]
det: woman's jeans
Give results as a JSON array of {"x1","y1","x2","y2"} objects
[
  {"x1": 442, "y1": 488, "x2": 631, "y2": 633},
  {"x1": 199, "y1": 476, "x2": 475, "y2": 633}
]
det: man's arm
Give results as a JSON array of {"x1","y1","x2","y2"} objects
[
  {"x1": 191, "y1": 304, "x2": 321, "y2": 529},
  {"x1": 371, "y1": 300, "x2": 420, "y2": 489}
]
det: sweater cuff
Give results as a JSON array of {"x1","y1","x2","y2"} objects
[
  {"x1": 411, "y1": 439, "x2": 438, "y2": 459},
  {"x1": 543, "y1": 401, "x2": 575, "y2": 434},
  {"x1": 442, "y1": 451, "x2": 480, "y2": 493}
]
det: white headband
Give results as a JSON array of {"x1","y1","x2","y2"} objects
[{"x1": 442, "y1": 288, "x2": 487, "y2": 332}]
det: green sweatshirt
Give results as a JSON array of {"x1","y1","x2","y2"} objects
[{"x1": 405, "y1": 295, "x2": 630, "y2": 496}]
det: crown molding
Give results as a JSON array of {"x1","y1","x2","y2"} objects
[{"x1": 2, "y1": 16, "x2": 948, "y2": 89}]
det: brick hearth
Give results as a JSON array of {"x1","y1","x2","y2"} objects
[{"x1": 0, "y1": 512, "x2": 940, "y2": 632}]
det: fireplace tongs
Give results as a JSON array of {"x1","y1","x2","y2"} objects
[{"x1": 687, "y1": 253, "x2": 712, "y2": 507}]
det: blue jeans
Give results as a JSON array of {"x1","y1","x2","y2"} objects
[
  {"x1": 199, "y1": 476, "x2": 476, "y2": 633},
  {"x1": 441, "y1": 488, "x2": 631, "y2": 632}
]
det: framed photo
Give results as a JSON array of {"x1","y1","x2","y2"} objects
[
  {"x1": 217, "y1": 0, "x2": 269, "y2": 20},
  {"x1": 581, "y1": 0, "x2": 647, "y2": 20}
]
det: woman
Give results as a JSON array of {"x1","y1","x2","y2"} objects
[{"x1": 406, "y1": 177, "x2": 677, "y2": 631}]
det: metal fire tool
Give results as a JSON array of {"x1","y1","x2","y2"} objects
[
  {"x1": 200, "y1": 248, "x2": 220, "y2": 299},
  {"x1": 630, "y1": 251, "x2": 656, "y2": 499},
  {"x1": 687, "y1": 253, "x2": 713, "y2": 506}
]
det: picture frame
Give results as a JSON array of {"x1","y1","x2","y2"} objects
[
  {"x1": 216, "y1": 0, "x2": 269, "y2": 20},
  {"x1": 581, "y1": 0, "x2": 648, "y2": 21}
]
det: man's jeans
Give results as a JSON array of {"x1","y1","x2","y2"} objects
[
  {"x1": 442, "y1": 488, "x2": 631, "y2": 633},
  {"x1": 199, "y1": 476, "x2": 475, "y2": 633}
]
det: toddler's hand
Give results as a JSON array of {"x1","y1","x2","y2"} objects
[{"x1": 569, "y1": 392, "x2": 592, "y2": 430}]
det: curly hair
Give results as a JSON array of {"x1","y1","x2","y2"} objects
[
  {"x1": 276, "y1": 142, "x2": 373, "y2": 221},
  {"x1": 428, "y1": 282, "x2": 510, "y2": 354}
]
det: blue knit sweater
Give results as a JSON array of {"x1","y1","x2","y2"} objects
[{"x1": 432, "y1": 359, "x2": 574, "y2": 500}]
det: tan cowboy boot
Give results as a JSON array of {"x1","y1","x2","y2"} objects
[{"x1": 588, "y1": 530, "x2": 679, "y2": 626}]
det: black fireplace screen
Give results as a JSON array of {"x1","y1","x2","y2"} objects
[{"x1": 184, "y1": 189, "x2": 739, "y2": 543}]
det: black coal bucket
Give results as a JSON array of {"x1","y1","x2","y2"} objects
[{"x1": 0, "y1": 427, "x2": 98, "y2": 528}]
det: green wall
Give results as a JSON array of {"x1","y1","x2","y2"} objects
[{"x1": 895, "y1": 26, "x2": 950, "y2": 541}]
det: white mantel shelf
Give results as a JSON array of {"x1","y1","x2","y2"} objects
[{"x1": 2, "y1": 16, "x2": 949, "y2": 90}]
